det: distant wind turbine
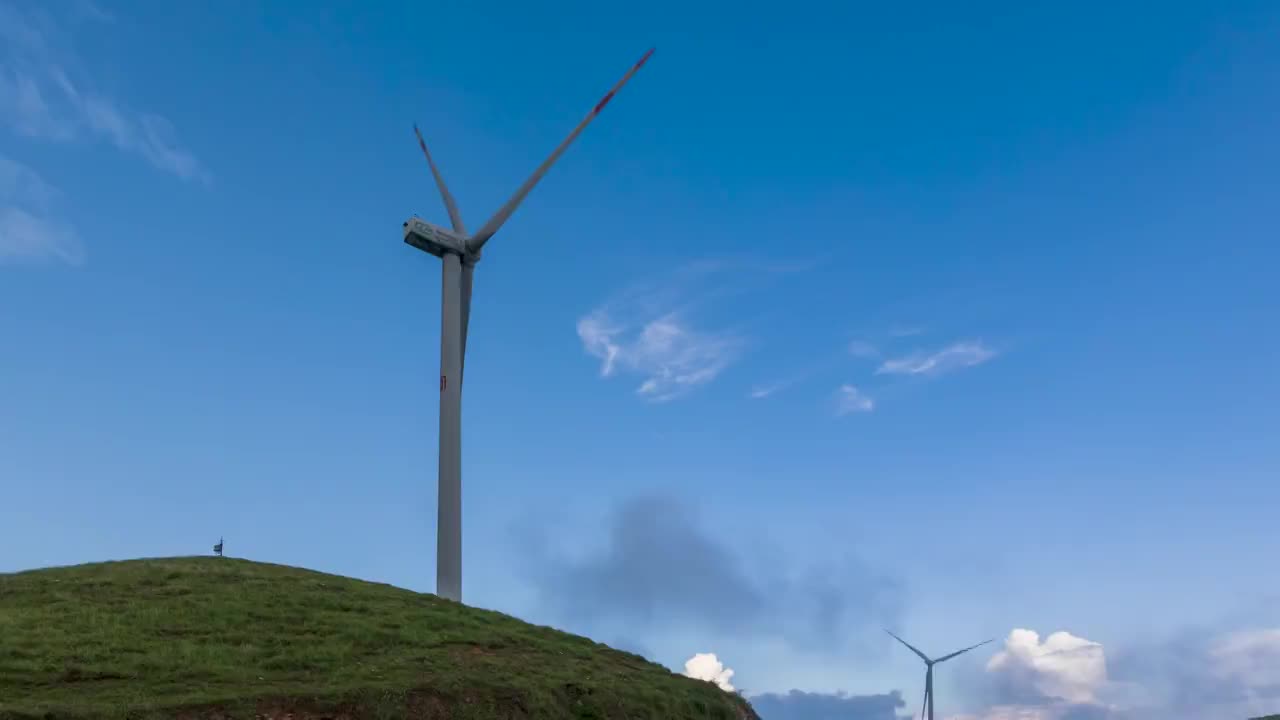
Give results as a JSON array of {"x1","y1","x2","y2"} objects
[
  {"x1": 886, "y1": 629, "x2": 994, "y2": 720},
  {"x1": 401, "y1": 49, "x2": 654, "y2": 603}
]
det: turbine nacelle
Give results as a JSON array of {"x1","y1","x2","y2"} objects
[{"x1": 403, "y1": 217, "x2": 472, "y2": 259}]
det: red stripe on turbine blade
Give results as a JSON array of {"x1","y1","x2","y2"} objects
[
  {"x1": 593, "y1": 91, "x2": 616, "y2": 114},
  {"x1": 592, "y1": 49, "x2": 653, "y2": 115}
]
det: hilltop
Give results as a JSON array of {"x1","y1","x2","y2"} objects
[{"x1": 0, "y1": 557, "x2": 758, "y2": 720}]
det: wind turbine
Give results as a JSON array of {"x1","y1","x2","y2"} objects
[
  {"x1": 886, "y1": 629, "x2": 994, "y2": 720},
  {"x1": 401, "y1": 48, "x2": 654, "y2": 603}
]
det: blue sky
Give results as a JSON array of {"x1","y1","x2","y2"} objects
[{"x1": 2, "y1": 2, "x2": 1278, "y2": 718}]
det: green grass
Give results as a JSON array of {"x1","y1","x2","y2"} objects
[{"x1": 0, "y1": 557, "x2": 758, "y2": 720}]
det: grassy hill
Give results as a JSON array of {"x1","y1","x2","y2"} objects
[{"x1": 0, "y1": 557, "x2": 758, "y2": 720}]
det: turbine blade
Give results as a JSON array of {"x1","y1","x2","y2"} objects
[
  {"x1": 459, "y1": 262, "x2": 473, "y2": 386},
  {"x1": 413, "y1": 124, "x2": 467, "y2": 234},
  {"x1": 934, "y1": 638, "x2": 996, "y2": 664},
  {"x1": 467, "y1": 48, "x2": 654, "y2": 252},
  {"x1": 885, "y1": 629, "x2": 931, "y2": 663}
]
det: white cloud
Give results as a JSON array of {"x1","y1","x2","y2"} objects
[
  {"x1": 0, "y1": 1, "x2": 207, "y2": 182},
  {"x1": 0, "y1": 206, "x2": 82, "y2": 264},
  {"x1": 577, "y1": 310, "x2": 737, "y2": 402},
  {"x1": 748, "y1": 372, "x2": 809, "y2": 399},
  {"x1": 958, "y1": 628, "x2": 1118, "y2": 720},
  {"x1": 958, "y1": 624, "x2": 1280, "y2": 720},
  {"x1": 0, "y1": 154, "x2": 82, "y2": 264},
  {"x1": 987, "y1": 629, "x2": 1108, "y2": 705},
  {"x1": 836, "y1": 384, "x2": 874, "y2": 415},
  {"x1": 69, "y1": 0, "x2": 114, "y2": 24},
  {"x1": 683, "y1": 652, "x2": 735, "y2": 692},
  {"x1": 1208, "y1": 627, "x2": 1280, "y2": 691},
  {"x1": 0, "y1": 65, "x2": 69, "y2": 139},
  {"x1": 0, "y1": 153, "x2": 55, "y2": 207},
  {"x1": 877, "y1": 340, "x2": 996, "y2": 377},
  {"x1": 748, "y1": 358, "x2": 840, "y2": 401},
  {"x1": 748, "y1": 381, "x2": 786, "y2": 399},
  {"x1": 577, "y1": 267, "x2": 745, "y2": 402},
  {"x1": 947, "y1": 706, "x2": 1060, "y2": 720}
]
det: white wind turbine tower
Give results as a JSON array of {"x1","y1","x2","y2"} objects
[
  {"x1": 886, "y1": 629, "x2": 994, "y2": 720},
  {"x1": 401, "y1": 48, "x2": 654, "y2": 603}
]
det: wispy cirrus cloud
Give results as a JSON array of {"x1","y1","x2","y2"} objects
[
  {"x1": 749, "y1": 350, "x2": 857, "y2": 401},
  {"x1": 748, "y1": 380, "x2": 790, "y2": 400},
  {"x1": 0, "y1": 1, "x2": 208, "y2": 182},
  {"x1": 68, "y1": 0, "x2": 113, "y2": 24},
  {"x1": 749, "y1": 333, "x2": 996, "y2": 416},
  {"x1": 876, "y1": 340, "x2": 996, "y2": 377},
  {"x1": 578, "y1": 310, "x2": 740, "y2": 402},
  {"x1": 748, "y1": 369, "x2": 814, "y2": 400},
  {"x1": 577, "y1": 262, "x2": 755, "y2": 402},
  {"x1": 0, "y1": 153, "x2": 83, "y2": 264},
  {"x1": 747, "y1": 338, "x2": 881, "y2": 402},
  {"x1": 836, "y1": 384, "x2": 874, "y2": 415},
  {"x1": 888, "y1": 324, "x2": 926, "y2": 338}
]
